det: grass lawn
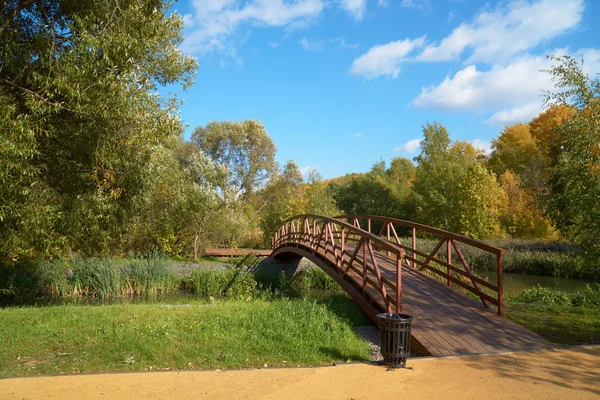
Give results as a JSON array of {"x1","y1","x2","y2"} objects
[
  {"x1": 506, "y1": 303, "x2": 600, "y2": 345},
  {"x1": 0, "y1": 295, "x2": 371, "y2": 377}
]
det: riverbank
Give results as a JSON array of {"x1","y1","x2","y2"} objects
[{"x1": 1, "y1": 346, "x2": 598, "y2": 400}]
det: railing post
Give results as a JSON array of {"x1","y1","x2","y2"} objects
[
  {"x1": 313, "y1": 217, "x2": 317, "y2": 251},
  {"x1": 367, "y1": 218, "x2": 371, "y2": 233},
  {"x1": 497, "y1": 253, "x2": 504, "y2": 316},
  {"x1": 341, "y1": 226, "x2": 345, "y2": 271},
  {"x1": 396, "y1": 251, "x2": 403, "y2": 312},
  {"x1": 386, "y1": 222, "x2": 390, "y2": 257},
  {"x1": 362, "y1": 239, "x2": 367, "y2": 293},
  {"x1": 412, "y1": 227, "x2": 417, "y2": 268},
  {"x1": 447, "y1": 238, "x2": 452, "y2": 287}
]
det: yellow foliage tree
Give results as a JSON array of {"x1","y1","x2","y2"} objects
[{"x1": 498, "y1": 171, "x2": 554, "y2": 238}]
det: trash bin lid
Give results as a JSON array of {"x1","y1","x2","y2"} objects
[{"x1": 376, "y1": 313, "x2": 413, "y2": 321}]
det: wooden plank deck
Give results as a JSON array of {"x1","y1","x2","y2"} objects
[{"x1": 285, "y1": 242, "x2": 554, "y2": 357}]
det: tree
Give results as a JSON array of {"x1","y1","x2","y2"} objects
[
  {"x1": 192, "y1": 120, "x2": 277, "y2": 202},
  {"x1": 259, "y1": 160, "x2": 303, "y2": 245},
  {"x1": 0, "y1": 0, "x2": 198, "y2": 259},
  {"x1": 488, "y1": 123, "x2": 550, "y2": 198},
  {"x1": 498, "y1": 171, "x2": 553, "y2": 238},
  {"x1": 529, "y1": 104, "x2": 575, "y2": 163},
  {"x1": 412, "y1": 122, "x2": 502, "y2": 238},
  {"x1": 544, "y1": 56, "x2": 600, "y2": 255},
  {"x1": 294, "y1": 170, "x2": 339, "y2": 217}
]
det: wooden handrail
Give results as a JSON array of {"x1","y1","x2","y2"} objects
[
  {"x1": 337, "y1": 214, "x2": 504, "y2": 315},
  {"x1": 272, "y1": 214, "x2": 405, "y2": 313},
  {"x1": 272, "y1": 214, "x2": 505, "y2": 316},
  {"x1": 336, "y1": 214, "x2": 504, "y2": 255}
]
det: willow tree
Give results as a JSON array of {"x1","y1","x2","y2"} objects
[{"x1": 0, "y1": 0, "x2": 198, "y2": 258}]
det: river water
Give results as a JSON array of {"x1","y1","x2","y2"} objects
[{"x1": 476, "y1": 271, "x2": 595, "y2": 297}]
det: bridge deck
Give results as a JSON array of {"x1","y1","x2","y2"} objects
[{"x1": 306, "y1": 244, "x2": 554, "y2": 357}]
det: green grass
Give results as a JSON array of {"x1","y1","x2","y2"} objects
[
  {"x1": 506, "y1": 303, "x2": 600, "y2": 346},
  {"x1": 0, "y1": 296, "x2": 371, "y2": 377}
]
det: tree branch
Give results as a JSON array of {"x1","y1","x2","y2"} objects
[{"x1": 0, "y1": 0, "x2": 39, "y2": 37}]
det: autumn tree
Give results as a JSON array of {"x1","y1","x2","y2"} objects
[{"x1": 488, "y1": 123, "x2": 550, "y2": 198}]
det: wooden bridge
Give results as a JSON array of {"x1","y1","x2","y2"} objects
[{"x1": 271, "y1": 214, "x2": 553, "y2": 357}]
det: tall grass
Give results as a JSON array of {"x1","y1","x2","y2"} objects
[
  {"x1": 14, "y1": 255, "x2": 178, "y2": 300},
  {"x1": 508, "y1": 284, "x2": 600, "y2": 308},
  {"x1": 183, "y1": 267, "x2": 260, "y2": 300}
]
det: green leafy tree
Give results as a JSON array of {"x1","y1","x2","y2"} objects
[
  {"x1": 258, "y1": 160, "x2": 303, "y2": 245},
  {"x1": 192, "y1": 120, "x2": 277, "y2": 202},
  {"x1": 544, "y1": 56, "x2": 600, "y2": 255},
  {"x1": 412, "y1": 122, "x2": 502, "y2": 238},
  {"x1": 0, "y1": 0, "x2": 197, "y2": 259}
]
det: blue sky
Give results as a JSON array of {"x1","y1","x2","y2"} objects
[{"x1": 166, "y1": 0, "x2": 599, "y2": 179}]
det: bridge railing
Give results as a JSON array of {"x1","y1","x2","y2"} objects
[
  {"x1": 337, "y1": 215, "x2": 504, "y2": 315},
  {"x1": 272, "y1": 214, "x2": 406, "y2": 313}
]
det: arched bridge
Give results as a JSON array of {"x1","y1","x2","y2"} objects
[{"x1": 271, "y1": 214, "x2": 553, "y2": 357}]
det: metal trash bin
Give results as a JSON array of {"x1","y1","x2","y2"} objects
[{"x1": 377, "y1": 313, "x2": 413, "y2": 368}]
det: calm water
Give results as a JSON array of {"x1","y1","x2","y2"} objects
[{"x1": 476, "y1": 271, "x2": 595, "y2": 297}]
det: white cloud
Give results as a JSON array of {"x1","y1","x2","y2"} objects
[
  {"x1": 412, "y1": 54, "x2": 553, "y2": 113},
  {"x1": 299, "y1": 37, "x2": 325, "y2": 51},
  {"x1": 353, "y1": 132, "x2": 363, "y2": 138},
  {"x1": 485, "y1": 103, "x2": 541, "y2": 125},
  {"x1": 470, "y1": 139, "x2": 492, "y2": 154},
  {"x1": 339, "y1": 0, "x2": 367, "y2": 20},
  {"x1": 377, "y1": 0, "x2": 389, "y2": 7},
  {"x1": 412, "y1": 48, "x2": 600, "y2": 124},
  {"x1": 182, "y1": 0, "x2": 324, "y2": 54},
  {"x1": 394, "y1": 139, "x2": 422, "y2": 153},
  {"x1": 300, "y1": 166, "x2": 319, "y2": 175},
  {"x1": 350, "y1": 36, "x2": 425, "y2": 79},
  {"x1": 416, "y1": 0, "x2": 584, "y2": 64},
  {"x1": 333, "y1": 37, "x2": 359, "y2": 49},
  {"x1": 401, "y1": 0, "x2": 432, "y2": 12}
]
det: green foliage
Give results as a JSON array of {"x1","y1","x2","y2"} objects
[
  {"x1": 508, "y1": 286, "x2": 572, "y2": 306},
  {"x1": 258, "y1": 161, "x2": 303, "y2": 245},
  {"x1": 183, "y1": 267, "x2": 259, "y2": 301},
  {"x1": 508, "y1": 284, "x2": 600, "y2": 309},
  {"x1": 293, "y1": 268, "x2": 343, "y2": 292},
  {"x1": 412, "y1": 122, "x2": 502, "y2": 238},
  {"x1": 328, "y1": 159, "x2": 415, "y2": 219},
  {"x1": 571, "y1": 284, "x2": 600, "y2": 308},
  {"x1": 192, "y1": 120, "x2": 277, "y2": 202},
  {"x1": 544, "y1": 56, "x2": 600, "y2": 257},
  {"x1": 0, "y1": 0, "x2": 197, "y2": 260}
]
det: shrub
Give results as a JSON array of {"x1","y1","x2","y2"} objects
[{"x1": 508, "y1": 286, "x2": 572, "y2": 306}]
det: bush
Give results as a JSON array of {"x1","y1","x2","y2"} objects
[{"x1": 508, "y1": 286, "x2": 572, "y2": 306}]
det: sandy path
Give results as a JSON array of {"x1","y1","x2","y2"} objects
[{"x1": 1, "y1": 346, "x2": 599, "y2": 400}]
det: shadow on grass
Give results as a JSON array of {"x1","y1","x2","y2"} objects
[{"x1": 317, "y1": 346, "x2": 370, "y2": 363}]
